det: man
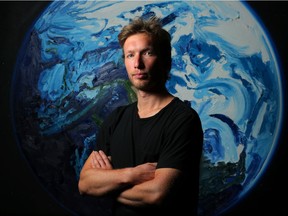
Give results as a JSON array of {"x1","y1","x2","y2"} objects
[{"x1": 78, "y1": 16, "x2": 203, "y2": 215}]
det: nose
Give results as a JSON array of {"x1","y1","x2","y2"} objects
[{"x1": 134, "y1": 53, "x2": 142, "y2": 69}]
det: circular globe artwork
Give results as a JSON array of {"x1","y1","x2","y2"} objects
[{"x1": 11, "y1": 1, "x2": 283, "y2": 215}]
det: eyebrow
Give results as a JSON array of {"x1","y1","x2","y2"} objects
[{"x1": 125, "y1": 47, "x2": 154, "y2": 54}]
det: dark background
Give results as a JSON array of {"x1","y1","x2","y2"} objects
[{"x1": 1, "y1": 1, "x2": 287, "y2": 215}]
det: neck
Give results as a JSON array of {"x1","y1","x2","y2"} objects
[{"x1": 136, "y1": 89, "x2": 174, "y2": 118}]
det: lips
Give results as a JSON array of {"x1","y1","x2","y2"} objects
[{"x1": 133, "y1": 73, "x2": 148, "y2": 79}]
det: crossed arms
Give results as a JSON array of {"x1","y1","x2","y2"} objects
[{"x1": 78, "y1": 150, "x2": 181, "y2": 207}]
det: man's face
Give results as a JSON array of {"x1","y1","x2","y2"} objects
[{"x1": 123, "y1": 33, "x2": 162, "y2": 91}]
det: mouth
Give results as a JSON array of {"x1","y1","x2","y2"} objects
[{"x1": 132, "y1": 73, "x2": 149, "y2": 79}]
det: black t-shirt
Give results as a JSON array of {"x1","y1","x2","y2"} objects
[{"x1": 96, "y1": 97, "x2": 203, "y2": 215}]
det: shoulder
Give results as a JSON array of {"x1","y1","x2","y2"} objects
[
  {"x1": 170, "y1": 97, "x2": 199, "y2": 118},
  {"x1": 110, "y1": 102, "x2": 136, "y2": 116},
  {"x1": 102, "y1": 102, "x2": 136, "y2": 126},
  {"x1": 165, "y1": 97, "x2": 203, "y2": 133}
]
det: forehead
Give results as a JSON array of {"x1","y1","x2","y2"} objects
[{"x1": 123, "y1": 33, "x2": 153, "y2": 51}]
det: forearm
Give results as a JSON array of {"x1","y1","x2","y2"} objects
[
  {"x1": 78, "y1": 151, "x2": 157, "y2": 198},
  {"x1": 78, "y1": 167, "x2": 133, "y2": 196},
  {"x1": 116, "y1": 168, "x2": 180, "y2": 207},
  {"x1": 116, "y1": 179, "x2": 162, "y2": 207}
]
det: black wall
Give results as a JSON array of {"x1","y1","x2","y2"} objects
[{"x1": 1, "y1": 1, "x2": 287, "y2": 215}]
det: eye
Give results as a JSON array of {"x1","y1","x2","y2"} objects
[
  {"x1": 143, "y1": 50, "x2": 155, "y2": 56},
  {"x1": 125, "y1": 53, "x2": 134, "y2": 59}
]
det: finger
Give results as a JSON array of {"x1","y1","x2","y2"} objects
[
  {"x1": 92, "y1": 151, "x2": 101, "y2": 168},
  {"x1": 90, "y1": 151, "x2": 96, "y2": 168},
  {"x1": 99, "y1": 150, "x2": 111, "y2": 165},
  {"x1": 91, "y1": 158, "x2": 96, "y2": 168},
  {"x1": 94, "y1": 150, "x2": 106, "y2": 168},
  {"x1": 98, "y1": 151, "x2": 113, "y2": 169}
]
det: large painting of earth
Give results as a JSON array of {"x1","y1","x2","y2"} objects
[{"x1": 11, "y1": 1, "x2": 284, "y2": 215}]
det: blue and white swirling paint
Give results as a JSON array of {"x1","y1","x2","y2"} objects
[{"x1": 11, "y1": 1, "x2": 283, "y2": 215}]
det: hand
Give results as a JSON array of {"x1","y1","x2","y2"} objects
[
  {"x1": 91, "y1": 150, "x2": 113, "y2": 169},
  {"x1": 131, "y1": 162, "x2": 157, "y2": 185}
]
